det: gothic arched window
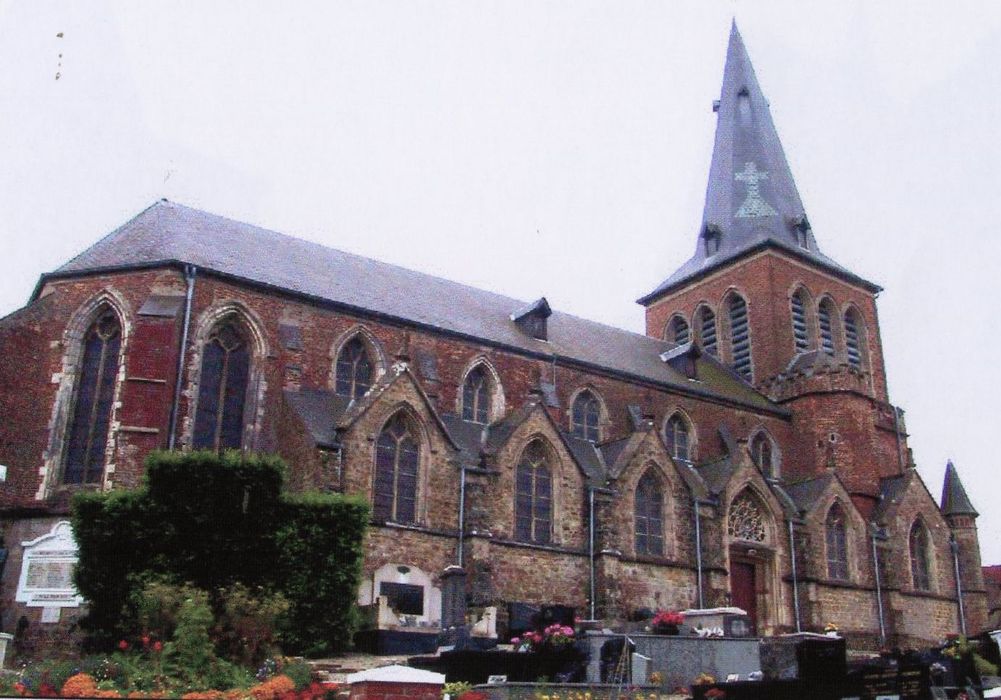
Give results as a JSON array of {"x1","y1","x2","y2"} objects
[
  {"x1": 462, "y1": 365, "x2": 491, "y2": 423},
  {"x1": 571, "y1": 390, "x2": 602, "y2": 442},
  {"x1": 844, "y1": 307, "x2": 865, "y2": 370},
  {"x1": 818, "y1": 298, "x2": 836, "y2": 356},
  {"x1": 336, "y1": 336, "x2": 373, "y2": 400},
  {"x1": 192, "y1": 317, "x2": 250, "y2": 451},
  {"x1": 790, "y1": 288, "x2": 810, "y2": 353},
  {"x1": 664, "y1": 413, "x2": 691, "y2": 463},
  {"x1": 826, "y1": 503, "x2": 849, "y2": 580},
  {"x1": 909, "y1": 520, "x2": 932, "y2": 591},
  {"x1": 374, "y1": 413, "x2": 420, "y2": 524},
  {"x1": 750, "y1": 432, "x2": 775, "y2": 477},
  {"x1": 728, "y1": 491, "x2": 767, "y2": 543},
  {"x1": 635, "y1": 469, "x2": 665, "y2": 556},
  {"x1": 63, "y1": 310, "x2": 122, "y2": 484},
  {"x1": 727, "y1": 293, "x2": 753, "y2": 381},
  {"x1": 515, "y1": 441, "x2": 552, "y2": 544},
  {"x1": 666, "y1": 315, "x2": 690, "y2": 345},
  {"x1": 696, "y1": 305, "x2": 718, "y2": 356}
]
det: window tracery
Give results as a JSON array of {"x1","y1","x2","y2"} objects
[
  {"x1": 374, "y1": 413, "x2": 420, "y2": 524},
  {"x1": 192, "y1": 317, "x2": 250, "y2": 451},
  {"x1": 826, "y1": 503, "x2": 849, "y2": 580},
  {"x1": 515, "y1": 441, "x2": 552, "y2": 544},
  {"x1": 728, "y1": 492, "x2": 766, "y2": 543},
  {"x1": 336, "y1": 336, "x2": 373, "y2": 400},
  {"x1": 571, "y1": 390, "x2": 601, "y2": 442},
  {"x1": 462, "y1": 365, "x2": 490, "y2": 423},
  {"x1": 634, "y1": 469, "x2": 665, "y2": 556}
]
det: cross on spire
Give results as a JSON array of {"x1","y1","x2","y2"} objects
[{"x1": 734, "y1": 162, "x2": 777, "y2": 218}]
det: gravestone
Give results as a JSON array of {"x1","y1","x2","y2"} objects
[{"x1": 440, "y1": 566, "x2": 467, "y2": 629}]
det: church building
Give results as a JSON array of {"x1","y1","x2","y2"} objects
[{"x1": 0, "y1": 24, "x2": 986, "y2": 653}]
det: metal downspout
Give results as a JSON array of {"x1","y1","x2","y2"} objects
[
  {"x1": 589, "y1": 487, "x2": 596, "y2": 620},
  {"x1": 872, "y1": 531, "x2": 886, "y2": 647},
  {"x1": 457, "y1": 467, "x2": 466, "y2": 568},
  {"x1": 167, "y1": 264, "x2": 196, "y2": 449},
  {"x1": 951, "y1": 535, "x2": 967, "y2": 635},
  {"x1": 694, "y1": 497, "x2": 704, "y2": 609},
  {"x1": 788, "y1": 520, "x2": 801, "y2": 632}
]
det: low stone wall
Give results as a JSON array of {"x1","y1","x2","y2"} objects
[
  {"x1": 472, "y1": 683, "x2": 664, "y2": 700},
  {"x1": 583, "y1": 632, "x2": 761, "y2": 690}
]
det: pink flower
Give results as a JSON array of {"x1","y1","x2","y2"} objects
[
  {"x1": 118, "y1": 639, "x2": 129, "y2": 651},
  {"x1": 153, "y1": 640, "x2": 163, "y2": 652},
  {"x1": 510, "y1": 637, "x2": 521, "y2": 645}
]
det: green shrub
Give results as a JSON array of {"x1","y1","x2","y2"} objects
[
  {"x1": 282, "y1": 658, "x2": 315, "y2": 690},
  {"x1": 164, "y1": 588, "x2": 215, "y2": 675},
  {"x1": 215, "y1": 584, "x2": 289, "y2": 667}
]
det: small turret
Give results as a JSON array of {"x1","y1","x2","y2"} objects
[{"x1": 941, "y1": 460, "x2": 987, "y2": 632}]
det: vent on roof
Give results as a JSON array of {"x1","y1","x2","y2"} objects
[
  {"x1": 702, "y1": 224, "x2": 722, "y2": 256},
  {"x1": 791, "y1": 215, "x2": 811, "y2": 250},
  {"x1": 511, "y1": 297, "x2": 552, "y2": 341}
]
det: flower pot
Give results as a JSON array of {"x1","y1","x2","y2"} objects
[{"x1": 654, "y1": 624, "x2": 680, "y2": 636}]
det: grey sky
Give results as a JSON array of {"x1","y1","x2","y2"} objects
[{"x1": 2, "y1": 2, "x2": 1000, "y2": 561}]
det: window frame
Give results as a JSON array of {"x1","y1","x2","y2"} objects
[
  {"x1": 825, "y1": 503, "x2": 849, "y2": 581},
  {"x1": 634, "y1": 468, "x2": 665, "y2": 556},
  {"x1": 514, "y1": 441, "x2": 554, "y2": 544},
  {"x1": 570, "y1": 389, "x2": 602, "y2": 442},
  {"x1": 373, "y1": 412, "x2": 421, "y2": 525}
]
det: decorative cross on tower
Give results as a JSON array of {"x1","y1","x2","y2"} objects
[{"x1": 735, "y1": 161, "x2": 778, "y2": 218}]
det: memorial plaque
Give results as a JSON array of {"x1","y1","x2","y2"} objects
[{"x1": 15, "y1": 522, "x2": 83, "y2": 608}]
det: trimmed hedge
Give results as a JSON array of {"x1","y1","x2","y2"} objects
[{"x1": 72, "y1": 450, "x2": 369, "y2": 655}]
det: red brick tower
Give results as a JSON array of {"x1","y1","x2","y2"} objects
[{"x1": 637, "y1": 23, "x2": 904, "y2": 515}]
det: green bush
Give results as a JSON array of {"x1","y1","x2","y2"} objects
[
  {"x1": 72, "y1": 450, "x2": 369, "y2": 658},
  {"x1": 282, "y1": 658, "x2": 315, "y2": 690}
]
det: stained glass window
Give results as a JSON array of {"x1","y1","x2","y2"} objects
[
  {"x1": 728, "y1": 492, "x2": 766, "y2": 543},
  {"x1": 336, "y1": 336, "x2": 373, "y2": 400},
  {"x1": 192, "y1": 318, "x2": 250, "y2": 451},
  {"x1": 664, "y1": 413, "x2": 691, "y2": 462},
  {"x1": 515, "y1": 441, "x2": 552, "y2": 544},
  {"x1": 910, "y1": 521, "x2": 931, "y2": 591},
  {"x1": 571, "y1": 391, "x2": 601, "y2": 442},
  {"x1": 374, "y1": 413, "x2": 419, "y2": 524},
  {"x1": 826, "y1": 503, "x2": 849, "y2": 580},
  {"x1": 63, "y1": 310, "x2": 122, "y2": 484},
  {"x1": 635, "y1": 469, "x2": 664, "y2": 556},
  {"x1": 462, "y1": 366, "x2": 490, "y2": 423}
]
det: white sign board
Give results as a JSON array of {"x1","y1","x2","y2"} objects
[{"x1": 15, "y1": 521, "x2": 83, "y2": 608}]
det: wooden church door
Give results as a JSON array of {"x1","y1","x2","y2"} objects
[{"x1": 730, "y1": 560, "x2": 757, "y2": 634}]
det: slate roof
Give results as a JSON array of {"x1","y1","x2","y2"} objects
[
  {"x1": 282, "y1": 389, "x2": 350, "y2": 448},
  {"x1": 941, "y1": 460, "x2": 978, "y2": 517},
  {"x1": 872, "y1": 473, "x2": 911, "y2": 522},
  {"x1": 783, "y1": 474, "x2": 835, "y2": 514},
  {"x1": 639, "y1": 23, "x2": 879, "y2": 304},
  {"x1": 42, "y1": 199, "x2": 782, "y2": 415}
]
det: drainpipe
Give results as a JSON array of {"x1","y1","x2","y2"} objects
[
  {"x1": 167, "y1": 264, "x2": 196, "y2": 449},
  {"x1": 457, "y1": 466, "x2": 467, "y2": 567},
  {"x1": 694, "y1": 497, "x2": 704, "y2": 609},
  {"x1": 871, "y1": 530, "x2": 886, "y2": 647},
  {"x1": 951, "y1": 535, "x2": 967, "y2": 636},
  {"x1": 589, "y1": 487, "x2": 596, "y2": 620},
  {"x1": 788, "y1": 520, "x2": 801, "y2": 632}
]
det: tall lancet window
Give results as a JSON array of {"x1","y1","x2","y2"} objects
[
  {"x1": 462, "y1": 365, "x2": 490, "y2": 423},
  {"x1": 790, "y1": 289, "x2": 810, "y2": 353},
  {"x1": 64, "y1": 310, "x2": 122, "y2": 484},
  {"x1": 336, "y1": 336, "x2": 373, "y2": 400},
  {"x1": 374, "y1": 413, "x2": 420, "y2": 524},
  {"x1": 664, "y1": 413, "x2": 691, "y2": 463},
  {"x1": 696, "y1": 306, "x2": 718, "y2": 356},
  {"x1": 727, "y1": 294, "x2": 753, "y2": 381},
  {"x1": 909, "y1": 520, "x2": 932, "y2": 591},
  {"x1": 634, "y1": 469, "x2": 665, "y2": 556},
  {"x1": 818, "y1": 299, "x2": 836, "y2": 356},
  {"x1": 515, "y1": 441, "x2": 552, "y2": 544},
  {"x1": 193, "y1": 317, "x2": 251, "y2": 451},
  {"x1": 571, "y1": 390, "x2": 602, "y2": 442},
  {"x1": 825, "y1": 503, "x2": 849, "y2": 580}
]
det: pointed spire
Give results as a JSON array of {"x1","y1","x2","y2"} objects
[
  {"x1": 941, "y1": 460, "x2": 978, "y2": 517},
  {"x1": 639, "y1": 23, "x2": 879, "y2": 305}
]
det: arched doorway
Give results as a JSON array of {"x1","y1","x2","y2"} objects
[{"x1": 726, "y1": 488, "x2": 775, "y2": 635}]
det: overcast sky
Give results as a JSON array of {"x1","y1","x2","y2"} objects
[{"x1": 2, "y1": 2, "x2": 1000, "y2": 563}]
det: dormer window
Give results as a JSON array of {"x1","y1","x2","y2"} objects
[
  {"x1": 793, "y1": 215, "x2": 811, "y2": 250},
  {"x1": 703, "y1": 225, "x2": 722, "y2": 256},
  {"x1": 511, "y1": 297, "x2": 552, "y2": 341}
]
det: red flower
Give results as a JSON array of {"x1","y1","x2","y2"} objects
[
  {"x1": 118, "y1": 639, "x2": 129, "y2": 651},
  {"x1": 141, "y1": 635, "x2": 150, "y2": 646},
  {"x1": 153, "y1": 640, "x2": 163, "y2": 652},
  {"x1": 706, "y1": 689, "x2": 726, "y2": 699}
]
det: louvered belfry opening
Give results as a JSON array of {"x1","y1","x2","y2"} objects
[
  {"x1": 669, "y1": 315, "x2": 690, "y2": 345},
  {"x1": 844, "y1": 309, "x2": 862, "y2": 369},
  {"x1": 634, "y1": 468, "x2": 665, "y2": 556},
  {"x1": 728, "y1": 294, "x2": 752, "y2": 381},
  {"x1": 818, "y1": 299, "x2": 835, "y2": 356},
  {"x1": 697, "y1": 306, "x2": 718, "y2": 356},
  {"x1": 193, "y1": 317, "x2": 250, "y2": 451},
  {"x1": 64, "y1": 310, "x2": 122, "y2": 484},
  {"x1": 791, "y1": 290, "x2": 809, "y2": 352}
]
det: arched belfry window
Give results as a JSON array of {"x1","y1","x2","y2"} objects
[
  {"x1": 818, "y1": 298, "x2": 836, "y2": 356},
  {"x1": 63, "y1": 309, "x2": 122, "y2": 484},
  {"x1": 790, "y1": 289, "x2": 810, "y2": 353},
  {"x1": 193, "y1": 317, "x2": 251, "y2": 451},
  {"x1": 750, "y1": 432, "x2": 775, "y2": 477},
  {"x1": 728, "y1": 490, "x2": 768, "y2": 543},
  {"x1": 666, "y1": 315, "x2": 690, "y2": 345},
  {"x1": 909, "y1": 520, "x2": 932, "y2": 591},
  {"x1": 664, "y1": 413, "x2": 692, "y2": 463},
  {"x1": 462, "y1": 365, "x2": 491, "y2": 423},
  {"x1": 844, "y1": 308, "x2": 865, "y2": 370},
  {"x1": 571, "y1": 390, "x2": 602, "y2": 442},
  {"x1": 727, "y1": 294, "x2": 753, "y2": 381},
  {"x1": 696, "y1": 306, "x2": 718, "y2": 356},
  {"x1": 374, "y1": 412, "x2": 420, "y2": 524},
  {"x1": 515, "y1": 441, "x2": 553, "y2": 544},
  {"x1": 826, "y1": 503, "x2": 849, "y2": 580},
  {"x1": 635, "y1": 468, "x2": 665, "y2": 556},
  {"x1": 336, "y1": 336, "x2": 373, "y2": 400}
]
